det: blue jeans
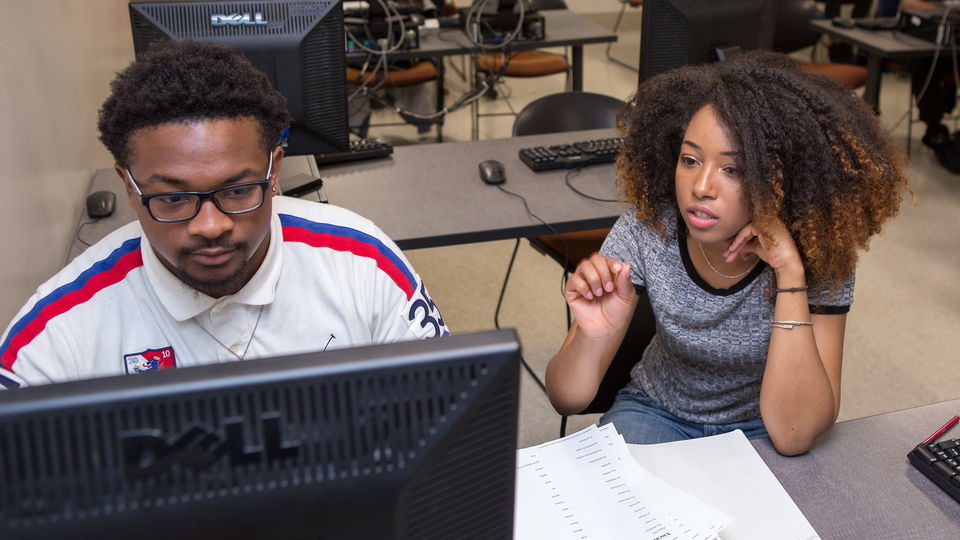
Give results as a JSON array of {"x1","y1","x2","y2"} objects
[{"x1": 599, "y1": 383, "x2": 769, "y2": 445}]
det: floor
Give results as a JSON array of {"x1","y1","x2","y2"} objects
[{"x1": 361, "y1": 4, "x2": 960, "y2": 448}]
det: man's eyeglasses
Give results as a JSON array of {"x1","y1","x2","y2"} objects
[{"x1": 124, "y1": 153, "x2": 274, "y2": 223}]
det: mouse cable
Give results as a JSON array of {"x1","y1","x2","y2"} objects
[
  {"x1": 74, "y1": 219, "x2": 99, "y2": 248},
  {"x1": 493, "y1": 184, "x2": 573, "y2": 396},
  {"x1": 564, "y1": 168, "x2": 619, "y2": 203},
  {"x1": 494, "y1": 184, "x2": 570, "y2": 286},
  {"x1": 357, "y1": 51, "x2": 517, "y2": 124}
]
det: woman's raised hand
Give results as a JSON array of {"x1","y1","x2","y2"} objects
[{"x1": 564, "y1": 253, "x2": 637, "y2": 338}]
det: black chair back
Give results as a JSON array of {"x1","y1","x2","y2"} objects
[
  {"x1": 510, "y1": 91, "x2": 655, "y2": 436},
  {"x1": 513, "y1": 91, "x2": 626, "y2": 137}
]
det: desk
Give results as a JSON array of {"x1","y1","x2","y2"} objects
[
  {"x1": 348, "y1": 10, "x2": 617, "y2": 93},
  {"x1": 753, "y1": 398, "x2": 960, "y2": 537},
  {"x1": 809, "y1": 20, "x2": 957, "y2": 110},
  {"x1": 70, "y1": 129, "x2": 626, "y2": 257},
  {"x1": 308, "y1": 128, "x2": 625, "y2": 249}
]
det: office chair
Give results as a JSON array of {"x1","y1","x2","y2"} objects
[
  {"x1": 512, "y1": 91, "x2": 625, "y2": 325},
  {"x1": 346, "y1": 59, "x2": 446, "y2": 141},
  {"x1": 559, "y1": 288, "x2": 656, "y2": 437},
  {"x1": 473, "y1": 0, "x2": 572, "y2": 137},
  {"x1": 503, "y1": 91, "x2": 654, "y2": 436},
  {"x1": 772, "y1": 0, "x2": 868, "y2": 90}
]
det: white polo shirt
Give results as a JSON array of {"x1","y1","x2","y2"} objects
[{"x1": 0, "y1": 196, "x2": 448, "y2": 388}]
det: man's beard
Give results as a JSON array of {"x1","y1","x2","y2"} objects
[{"x1": 176, "y1": 241, "x2": 251, "y2": 298}]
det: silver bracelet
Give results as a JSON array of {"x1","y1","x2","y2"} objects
[{"x1": 770, "y1": 320, "x2": 814, "y2": 330}]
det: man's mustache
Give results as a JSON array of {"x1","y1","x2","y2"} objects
[{"x1": 178, "y1": 240, "x2": 246, "y2": 256}]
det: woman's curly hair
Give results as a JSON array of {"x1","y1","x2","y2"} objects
[
  {"x1": 98, "y1": 40, "x2": 291, "y2": 166},
  {"x1": 617, "y1": 51, "x2": 908, "y2": 291}
]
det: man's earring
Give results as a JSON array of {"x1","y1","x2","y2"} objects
[{"x1": 271, "y1": 186, "x2": 278, "y2": 193}]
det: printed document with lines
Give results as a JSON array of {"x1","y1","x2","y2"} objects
[{"x1": 514, "y1": 424, "x2": 733, "y2": 539}]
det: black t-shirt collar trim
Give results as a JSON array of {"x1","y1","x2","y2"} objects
[{"x1": 676, "y1": 216, "x2": 767, "y2": 296}]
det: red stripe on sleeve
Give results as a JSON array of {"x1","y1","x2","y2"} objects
[
  {"x1": 1, "y1": 250, "x2": 144, "y2": 371},
  {"x1": 283, "y1": 227, "x2": 415, "y2": 300}
]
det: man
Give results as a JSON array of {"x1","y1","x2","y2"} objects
[{"x1": 0, "y1": 40, "x2": 447, "y2": 389}]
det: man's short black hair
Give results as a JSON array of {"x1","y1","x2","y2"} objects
[{"x1": 98, "y1": 40, "x2": 291, "y2": 166}]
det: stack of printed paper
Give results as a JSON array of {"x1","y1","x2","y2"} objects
[{"x1": 514, "y1": 423, "x2": 733, "y2": 540}]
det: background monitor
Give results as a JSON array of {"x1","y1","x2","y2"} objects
[
  {"x1": 0, "y1": 330, "x2": 520, "y2": 539},
  {"x1": 129, "y1": 1, "x2": 350, "y2": 157},
  {"x1": 638, "y1": 0, "x2": 775, "y2": 83}
]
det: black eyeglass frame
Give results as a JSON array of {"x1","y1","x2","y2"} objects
[{"x1": 124, "y1": 153, "x2": 274, "y2": 223}]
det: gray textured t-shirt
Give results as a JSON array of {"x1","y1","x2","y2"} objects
[{"x1": 600, "y1": 209, "x2": 854, "y2": 424}]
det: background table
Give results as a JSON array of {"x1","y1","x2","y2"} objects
[
  {"x1": 809, "y1": 19, "x2": 959, "y2": 110},
  {"x1": 349, "y1": 10, "x2": 617, "y2": 92},
  {"x1": 754, "y1": 398, "x2": 960, "y2": 538},
  {"x1": 307, "y1": 128, "x2": 625, "y2": 249}
]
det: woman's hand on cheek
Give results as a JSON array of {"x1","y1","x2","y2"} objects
[{"x1": 722, "y1": 219, "x2": 802, "y2": 273}]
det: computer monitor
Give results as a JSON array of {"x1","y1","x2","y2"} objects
[
  {"x1": 0, "y1": 331, "x2": 520, "y2": 539},
  {"x1": 638, "y1": 0, "x2": 775, "y2": 83},
  {"x1": 129, "y1": 1, "x2": 349, "y2": 157}
]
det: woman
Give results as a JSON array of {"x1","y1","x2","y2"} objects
[{"x1": 544, "y1": 51, "x2": 908, "y2": 455}]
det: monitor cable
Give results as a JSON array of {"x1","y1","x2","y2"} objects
[
  {"x1": 564, "y1": 167, "x2": 619, "y2": 203},
  {"x1": 353, "y1": 51, "x2": 518, "y2": 127},
  {"x1": 345, "y1": 0, "x2": 533, "y2": 126},
  {"x1": 74, "y1": 219, "x2": 98, "y2": 248},
  {"x1": 464, "y1": 0, "x2": 526, "y2": 50}
]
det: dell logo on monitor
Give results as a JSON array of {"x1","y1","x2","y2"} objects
[
  {"x1": 210, "y1": 12, "x2": 268, "y2": 26},
  {"x1": 121, "y1": 412, "x2": 300, "y2": 480}
]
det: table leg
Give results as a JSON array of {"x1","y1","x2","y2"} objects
[
  {"x1": 864, "y1": 54, "x2": 882, "y2": 112},
  {"x1": 470, "y1": 57, "x2": 479, "y2": 140},
  {"x1": 436, "y1": 57, "x2": 445, "y2": 143},
  {"x1": 572, "y1": 45, "x2": 583, "y2": 91}
]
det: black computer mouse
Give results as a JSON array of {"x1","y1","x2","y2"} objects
[
  {"x1": 478, "y1": 159, "x2": 506, "y2": 185},
  {"x1": 86, "y1": 190, "x2": 116, "y2": 219}
]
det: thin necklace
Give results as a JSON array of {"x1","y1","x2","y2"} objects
[
  {"x1": 698, "y1": 241, "x2": 758, "y2": 279},
  {"x1": 195, "y1": 305, "x2": 265, "y2": 361}
]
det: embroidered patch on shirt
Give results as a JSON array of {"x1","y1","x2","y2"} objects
[{"x1": 124, "y1": 347, "x2": 176, "y2": 374}]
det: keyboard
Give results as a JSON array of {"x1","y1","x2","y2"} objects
[
  {"x1": 314, "y1": 139, "x2": 394, "y2": 166},
  {"x1": 909, "y1": 438, "x2": 960, "y2": 503},
  {"x1": 519, "y1": 137, "x2": 623, "y2": 172}
]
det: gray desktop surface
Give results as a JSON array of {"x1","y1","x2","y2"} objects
[
  {"x1": 71, "y1": 129, "x2": 625, "y2": 258},
  {"x1": 753, "y1": 398, "x2": 960, "y2": 538},
  {"x1": 308, "y1": 128, "x2": 627, "y2": 250}
]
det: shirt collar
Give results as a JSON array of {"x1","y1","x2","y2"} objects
[{"x1": 141, "y1": 211, "x2": 284, "y2": 321}]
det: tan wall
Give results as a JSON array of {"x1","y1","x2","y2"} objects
[{"x1": 0, "y1": 0, "x2": 133, "y2": 323}]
